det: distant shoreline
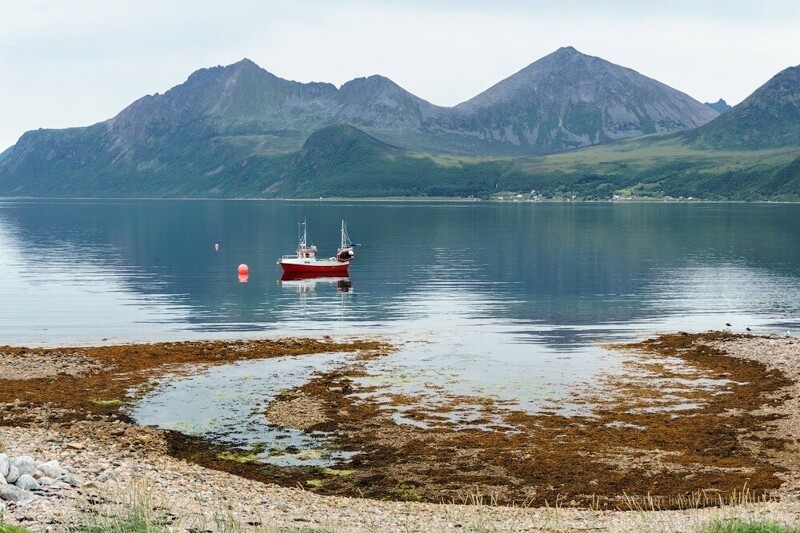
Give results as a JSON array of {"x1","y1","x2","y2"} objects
[{"x1": 2, "y1": 195, "x2": 800, "y2": 205}]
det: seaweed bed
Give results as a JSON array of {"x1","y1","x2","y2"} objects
[{"x1": 0, "y1": 332, "x2": 796, "y2": 510}]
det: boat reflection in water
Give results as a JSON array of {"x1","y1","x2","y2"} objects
[
  {"x1": 279, "y1": 274, "x2": 353, "y2": 320},
  {"x1": 279, "y1": 274, "x2": 353, "y2": 294}
]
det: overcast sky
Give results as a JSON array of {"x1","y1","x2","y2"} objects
[{"x1": 1, "y1": 0, "x2": 799, "y2": 149}]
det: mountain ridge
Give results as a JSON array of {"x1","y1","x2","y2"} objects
[
  {"x1": 452, "y1": 47, "x2": 718, "y2": 150},
  {"x1": 2, "y1": 49, "x2": 799, "y2": 200},
  {"x1": 0, "y1": 48, "x2": 717, "y2": 159}
]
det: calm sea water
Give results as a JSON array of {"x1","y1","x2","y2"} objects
[
  {"x1": 2, "y1": 199, "x2": 799, "y2": 345},
  {"x1": 2, "y1": 199, "x2": 800, "y2": 434}
]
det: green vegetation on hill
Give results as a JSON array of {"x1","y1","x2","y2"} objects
[
  {"x1": 687, "y1": 65, "x2": 800, "y2": 150},
  {"x1": 277, "y1": 125, "x2": 499, "y2": 198},
  {"x1": 1, "y1": 122, "x2": 798, "y2": 201},
  {"x1": 274, "y1": 127, "x2": 800, "y2": 201},
  {"x1": 506, "y1": 135, "x2": 800, "y2": 200}
]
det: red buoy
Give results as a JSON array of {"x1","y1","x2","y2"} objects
[
  {"x1": 215, "y1": 243, "x2": 219, "y2": 251},
  {"x1": 238, "y1": 273, "x2": 249, "y2": 283},
  {"x1": 238, "y1": 264, "x2": 249, "y2": 275}
]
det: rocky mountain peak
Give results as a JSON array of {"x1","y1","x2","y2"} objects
[
  {"x1": 450, "y1": 47, "x2": 717, "y2": 154},
  {"x1": 231, "y1": 58, "x2": 260, "y2": 69},
  {"x1": 705, "y1": 99, "x2": 731, "y2": 113}
]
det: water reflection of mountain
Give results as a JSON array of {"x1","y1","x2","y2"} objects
[{"x1": 1, "y1": 200, "x2": 799, "y2": 344}]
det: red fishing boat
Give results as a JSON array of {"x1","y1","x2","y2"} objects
[{"x1": 278, "y1": 220, "x2": 358, "y2": 279}]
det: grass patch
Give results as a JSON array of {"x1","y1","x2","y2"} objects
[
  {"x1": 0, "y1": 508, "x2": 31, "y2": 533},
  {"x1": 701, "y1": 518, "x2": 800, "y2": 532},
  {"x1": 0, "y1": 525, "x2": 33, "y2": 533},
  {"x1": 70, "y1": 484, "x2": 170, "y2": 532}
]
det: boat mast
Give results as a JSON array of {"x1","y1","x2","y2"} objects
[
  {"x1": 341, "y1": 220, "x2": 346, "y2": 249},
  {"x1": 299, "y1": 220, "x2": 308, "y2": 249}
]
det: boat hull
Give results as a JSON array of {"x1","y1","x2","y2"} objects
[{"x1": 279, "y1": 260, "x2": 350, "y2": 277}]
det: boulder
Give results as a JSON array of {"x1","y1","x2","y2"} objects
[
  {"x1": 0, "y1": 453, "x2": 9, "y2": 478},
  {"x1": 10, "y1": 456, "x2": 36, "y2": 477},
  {"x1": 59, "y1": 473, "x2": 78, "y2": 487},
  {"x1": 38, "y1": 476, "x2": 54, "y2": 487},
  {"x1": 97, "y1": 470, "x2": 116, "y2": 483},
  {"x1": 37, "y1": 460, "x2": 64, "y2": 479},
  {"x1": 15, "y1": 474, "x2": 40, "y2": 491},
  {"x1": 6, "y1": 465, "x2": 20, "y2": 484},
  {"x1": 0, "y1": 472, "x2": 5, "y2": 485},
  {"x1": 0, "y1": 483, "x2": 35, "y2": 504}
]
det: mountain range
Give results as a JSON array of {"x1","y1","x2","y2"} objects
[{"x1": 0, "y1": 47, "x2": 799, "y2": 200}]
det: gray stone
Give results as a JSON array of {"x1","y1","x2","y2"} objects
[
  {"x1": 59, "y1": 473, "x2": 78, "y2": 487},
  {"x1": 37, "y1": 476, "x2": 54, "y2": 487},
  {"x1": 0, "y1": 483, "x2": 35, "y2": 503},
  {"x1": 0, "y1": 453, "x2": 8, "y2": 478},
  {"x1": 10, "y1": 456, "x2": 36, "y2": 477},
  {"x1": 15, "y1": 474, "x2": 40, "y2": 491},
  {"x1": 37, "y1": 460, "x2": 64, "y2": 479},
  {"x1": 5, "y1": 465, "x2": 20, "y2": 484},
  {"x1": 0, "y1": 472, "x2": 6, "y2": 485},
  {"x1": 97, "y1": 470, "x2": 116, "y2": 483}
]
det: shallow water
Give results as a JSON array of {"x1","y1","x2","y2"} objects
[
  {"x1": 2, "y1": 199, "x2": 799, "y2": 448},
  {"x1": 127, "y1": 352, "x2": 358, "y2": 466}
]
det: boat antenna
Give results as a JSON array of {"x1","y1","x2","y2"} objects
[{"x1": 299, "y1": 219, "x2": 308, "y2": 249}]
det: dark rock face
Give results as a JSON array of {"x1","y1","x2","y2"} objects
[{"x1": 705, "y1": 99, "x2": 732, "y2": 114}]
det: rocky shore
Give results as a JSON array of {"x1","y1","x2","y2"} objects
[
  {"x1": 2, "y1": 423, "x2": 799, "y2": 532},
  {"x1": 1, "y1": 333, "x2": 799, "y2": 532}
]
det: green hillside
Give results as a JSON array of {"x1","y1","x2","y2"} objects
[
  {"x1": 276, "y1": 125, "x2": 502, "y2": 198},
  {"x1": 504, "y1": 136, "x2": 800, "y2": 200},
  {"x1": 0, "y1": 124, "x2": 292, "y2": 197},
  {"x1": 1, "y1": 120, "x2": 798, "y2": 201},
  {"x1": 273, "y1": 127, "x2": 800, "y2": 201},
  {"x1": 686, "y1": 65, "x2": 800, "y2": 150}
]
